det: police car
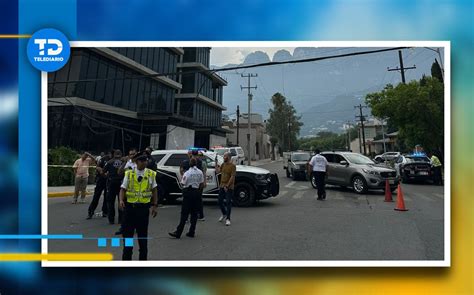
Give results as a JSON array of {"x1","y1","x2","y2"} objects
[{"x1": 151, "y1": 150, "x2": 279, "y2": 207}]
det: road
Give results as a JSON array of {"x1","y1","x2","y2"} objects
[{"x1": 48, "y1": 160, "x2": 445, "y2": 261}]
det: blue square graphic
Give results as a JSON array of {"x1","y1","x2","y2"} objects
[
  {"x1": 111, "y1": 238, "x2": 120, "y2": 247},
  {"x1": 125, "y1": 238, "x2": 134, "y2": 247},
  {"x1": 97, "y1": 238, "x2": 107, "y2": 247}
]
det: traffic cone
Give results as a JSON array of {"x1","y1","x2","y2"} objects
[
  {"x1": 394, "y1": 184, "x2": 408, "y2": 211},
  {"x1": 384, "y1": 179, "x2": 393, "y2": 202}
]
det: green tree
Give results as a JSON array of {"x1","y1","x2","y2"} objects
[
  {"x1": 431, "y1": 59, "x2": 444, "y2": 83},
  {"x1": 266, "y1": 92, "x2": 303, "y2": 152},
  {"x1": 365, "y1": 77, "x2": 444, "y2": 154}
]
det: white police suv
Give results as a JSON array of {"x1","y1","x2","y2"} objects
[{"x1": 151, "y1": 150, "x2": 279, "y2": 207}]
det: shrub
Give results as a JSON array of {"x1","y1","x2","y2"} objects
[{"x1": 48, "y1": 146, "x2": 95, "y2": 186}]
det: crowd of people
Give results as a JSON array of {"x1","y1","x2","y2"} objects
[{"x1": 70, "y1": 147, "x2": 236, "y2": 261}]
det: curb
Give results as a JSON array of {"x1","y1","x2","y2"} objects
[{"x1": 48, "y1": 191, "x2": 94, "y2": 198}]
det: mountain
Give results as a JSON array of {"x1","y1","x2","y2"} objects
[{"x1": 213, "y1": 47, "x2": 430, "y2": 136}]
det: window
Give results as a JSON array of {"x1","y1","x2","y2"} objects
[
  {"x1": 164, "y1": 154, "x2": 189, "y2": 167},
  {"x1": 321, "y1": 153, "x2": 334, "y2": 163},
  {"x1": 152, "y1": 154, "x2": 166, "y2": 164},
  {"x1": 333, "y1": 154, "x2": 345, "y2": 164}
]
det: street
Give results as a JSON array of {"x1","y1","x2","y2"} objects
[{"x1": 48, "y1": 160, "x2": 445, "y2": 261}]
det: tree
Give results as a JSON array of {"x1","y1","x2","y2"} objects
[
  {"x1": 365, "y1": 77, "x2": 444, "y2": 155},
  {"x1": 431, "y1": 59, "x2": 444, "y2": 83},
  {"x1": 266, "y1": 93, "x2": 303, "y2": 152}
]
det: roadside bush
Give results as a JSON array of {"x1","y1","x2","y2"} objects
[{"x1": 48, "y1": 146, "x2": 93, "y2": 186}]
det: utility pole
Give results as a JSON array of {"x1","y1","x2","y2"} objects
[
  {"x1": 424, "y1": 47, "x2": 444, "y2": 80},
  {"x1": 346, "y1": 121, "x2": 352, "y2": 151},
  {"x1": 387, "y1": 50, "x2": 416, "y2": 84},
  {"x1": 241, "y1": 73, "x2": 257, "y2": 166},
  {"x1": 355, "y1": 104, "x2": 368, "y2": 155},
  {"x1": 288, "y1": 121, "x2": 291, "y2": 151},
  {"x1": 236, "y1": 105, "x2": 240, "y2": 146}
]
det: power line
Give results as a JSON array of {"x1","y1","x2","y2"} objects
[
  {"x1": 49, "y1": 47, "x2": 410, "y2": 84},
  {"x1": 387, "y1": 50, "x2": 416, "y2": 84}
]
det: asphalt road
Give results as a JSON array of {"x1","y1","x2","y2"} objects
[{"x1": 48, "y1": 160, "x2": 445, "y2": 261}]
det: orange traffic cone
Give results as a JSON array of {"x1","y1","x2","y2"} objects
[
  {"x1": 394, "y1": 184, "x2": 408, "y2": 211},
  {"x1": 384, "y1": 179, "x2": 393, "y2": 202}
]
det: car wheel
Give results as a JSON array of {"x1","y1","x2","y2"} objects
[
  {"x1": 286, "y1": 169, "x2": 290, "y2": 178},
  {"x1": 310, "y1": 173, "x2": 318, "y2": 189},
  {"x1": 352, "y1": 175, "x2": 368, "y2": 194},
  {"x1": 233, "y1": 182, "x2": 256, "y2": 207}
]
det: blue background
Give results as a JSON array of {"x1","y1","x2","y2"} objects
[{"x1": 0, "y1": 0, "x2": 472, "y2": 294}]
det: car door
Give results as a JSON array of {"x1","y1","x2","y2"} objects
[
  {"x1": 320, "y1": 153, "x2": 335, "y2": 184},
  {"x1": 201, "y1": 155, "x2": 218, "y2": 194},
  {"x1": 330, "y1": 154, "x2": 349, "y2": 184},
  {"x1": 163, "y1": 153, "x2": 189, "y2": 186}
]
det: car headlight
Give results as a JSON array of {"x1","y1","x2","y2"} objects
[{"x1": 362, "y1": 168, "x2": 380, "y2": 175}]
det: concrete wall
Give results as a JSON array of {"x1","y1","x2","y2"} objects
[
  {"x1": 166, "y1": 125, "x2": 194, "y2": 150},
  {"x1": 209, "y1": 134, "x2": 226, "y2": 148}
]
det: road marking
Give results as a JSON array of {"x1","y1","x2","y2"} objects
[
  {"x1": 159, "y1": 205, "x2": 178, "y2": 209},
  {"x1": 275, "y1": 190, "x2": 288, "y2": 199},
  {"x1": 292, "y1": 191, "x2": 304, "y2": 199},
  {"x1": 412, "y1": 193, "x2": 434, "y2": 202},
  {"x1": 298, "y1": 185, "x2": 310, "y2": 190},
  {"x1": 285, "y1": 181, "x2": 296, "y2": 188},
  {"x1": 433, "y1": 193, "x2": 444, "y2": 199}
]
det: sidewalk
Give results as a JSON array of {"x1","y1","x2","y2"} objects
[{"x1": 48, "y1": 184, "x2": 95, "y2": 198}]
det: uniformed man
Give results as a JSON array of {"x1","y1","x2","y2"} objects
[
  {"x1": 429, "y1": 152, "x2": 443, "y2": 185},
  {"x1": 180, "y1": 149, "x2": 206, "y2": 221},
  {"x1": 115, "y1": 148, "x2": 137, "y2": 235},
  {"x1": 119, "y1": 152, "x2": 158, "y2": 260},
  {"x1": 87, "y1": 150, "x2": 112, "y2": 219},
  {"x1": 168, "y1": 157, "x2": 204, "y2": 238},
  {"x1": 308, "y1": 149, "x2": 329, "y2": 200},
  {"x1": 103, "y1": 149, "x2": 124, "y2": 225},
  {"x1": 145, "y1": 147, "x2": 157, "y2": 171}
]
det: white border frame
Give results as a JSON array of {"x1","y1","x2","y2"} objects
[{"x1": 42, "y1": 41, "x2": 451, "y2": 267}]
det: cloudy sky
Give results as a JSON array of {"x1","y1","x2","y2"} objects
[{"x1": 210, "y1": 47, "x2": 296, "y2": 66}]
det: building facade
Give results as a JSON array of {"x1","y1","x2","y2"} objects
[
  {"x1": 223, "y1": 113, "x2": 271, "y2": 160},
  {"x1": 48, "y1": 47, "x2": 227, "y2": 153}
]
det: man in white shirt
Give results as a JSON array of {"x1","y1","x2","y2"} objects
[
  {"x1": 169, "y1": 158, "x2": 204, "y2": 238},
  {"x1": 308, "y1": 149, "x2": 329, "y2": 200}
]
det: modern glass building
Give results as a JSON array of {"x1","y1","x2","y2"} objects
[{"x1": 48, "y1": 47, "x2": 228, "y2": 153}]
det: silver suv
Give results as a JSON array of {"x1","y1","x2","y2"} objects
[
  {"x1": 284, "y1": 152, "x2": 311, "y2": 180},
  {"x1": 310, "y1": 151, "x2": 399, "y2": 194}
]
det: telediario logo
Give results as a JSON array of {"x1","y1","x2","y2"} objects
[{"x1": 27, "y1": 28, "x2": 70, "y2": 72}]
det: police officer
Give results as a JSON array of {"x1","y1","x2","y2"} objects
[
  {"x1": 169, "y1": 157, "x2": 204, "y2": 238},
  {"x1": 308, "y1": 149, "x2": 329, "y2": 200},
  {"x1": 429, "y1": 152, "x2": 443, "y2": 185},
  {"x1": 103, "y1": 149, "x2": 124, "y2": 225},
  {"x1": 119, "y1": 152, "x2": 158, "y2": 260},
  {"x1": 87, "y1": 150, "x2": 112, "y2": 219},
  {"x1": 145, "y1": 147, "x2": 157, "y2": 171},
  {"x1": 180, "y1": 149, "x2": 206, "y2": 220}
]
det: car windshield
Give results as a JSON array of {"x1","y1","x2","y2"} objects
[
  {"x1": 214, "y1": 149, "x2": 227, "y2": 156},
  {"x1": 406, "y1": 156, "x2": 430, "y2": 163},
  {"x1": 344, "y1": 153, "x2": 375, "y2": 165},
  {"x1": 292, "y1": 153, "x2": 310, "y2": 161}
]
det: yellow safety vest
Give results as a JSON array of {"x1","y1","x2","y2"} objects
[
  {"x1": 431, "y1": 155, "x2": 442, "y2": 167},
  {"x1": 125, "y1": 169, "x2": 156, "y2": 204}
]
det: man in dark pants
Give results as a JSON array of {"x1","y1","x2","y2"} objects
[
  {"x1": 169, "y1": 157, "x2": 204, "y2": 238},
  {"x1": 104, "y1": 149, "x2": 124, "y2": 225},
  {"x1": 180, "y1": 149, "x2": 206, "y2": 220},
  {"x1": 216, "y1": 152, "x2": 236, "y2": 226},
  {"x1": 145, "y1": 147, "x2": 157, "y2": 171},
  {"x1": 87, "y1": 150, "x2": 112, "y2": 219},
  {"x1": 119, "y1": 152, "x2": 158, "y2": 260},
  {"x1": 308, "y1": 149, "x2": 328, "y2": 200}
]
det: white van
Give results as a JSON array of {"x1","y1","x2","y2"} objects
[{"x1": 213, "y1": 147, "x2": 245, "y2": 165}]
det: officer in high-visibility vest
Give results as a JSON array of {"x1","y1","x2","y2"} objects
[
  {"x1": 429, "y1": 152, "x2": 443, "y2": 185},
  {"x1": 119, "y1": 152, "x2": 158, "y2": 261}
]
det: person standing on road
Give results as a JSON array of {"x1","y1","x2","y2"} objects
[
  {"x1": 104, "y1": 150, "x2": 124, "y2": 225},
  {"x1": 429, "y1": 152, "x2": 443, "y2": 185},
  {"x1": 119, "y1": 152, "x2": 158, "y2": 260},
  {"x1": 216, "y1": 152, "x2": 236, "y2": 226},
  {"x1": 72, "y1": 152, "x2": 96, "y2": 204},
  {"x1": 145, "y1": 147, "x2": 157, "y2": 171},
  {"x1": 180, "y1": 149, "x2": 206, "y2": 220},
  {"x1": 308, "y1": 149, "x2": 328, "y2": 200},
  {"x1": 169, "y1": 157, "x2": 204, "y2": 239},
  {"x1": 87, "y1": 150, "x2": 112, "y2": 219},
  {"x1": 196, "y1": 150, "x2": 207, "y2": 221},
  {"x1": 115, "y1": 148, "x2": 138, "y2": 235}
]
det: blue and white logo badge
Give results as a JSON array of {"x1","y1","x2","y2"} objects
[{"x1": 27, "y1": 28, "x2": 70, "y2": 72}]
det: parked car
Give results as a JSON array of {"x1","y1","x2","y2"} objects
[
  {"x1": 151, "y1": 150, "x2": 279, "y2": 207},
  {"x1": 374, "y1": 152, "x2": 401, "y2": 163},
  {"x1": 213, "y1": 146, "x2": 245, "y2": 165},
  {"x1": 394, "y1": 154, "x2": 433, "y2": 183},
  {"x1": 310, "y1": 151, "x2": 399, "y2": 194},
  {"x1": 284, "y1": 152, "x2": 311, "y2": 180}
]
